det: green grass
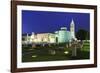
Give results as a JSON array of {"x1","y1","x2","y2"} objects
[{"x1": 22, "y1": 42, "x2": 90, "y2": 62}]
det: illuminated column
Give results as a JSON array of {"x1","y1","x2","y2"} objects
[{"x1": 30, "y1": 32, "x2": 35, "y2": 42}]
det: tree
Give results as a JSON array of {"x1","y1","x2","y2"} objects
[{"x1": 76, "y1": 29, "x2": 90, "y2": 40}]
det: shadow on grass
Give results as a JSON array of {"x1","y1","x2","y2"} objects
[
  {"x1": 22, "y1": 49, "x2": 90, "y2": 62},
  {"x1": 69, "y1": 50, "x2": 90, "y2": 60}
]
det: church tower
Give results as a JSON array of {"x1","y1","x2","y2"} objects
[{"x1": 70, "y1": 19, "x2": 75, "y2": 39}]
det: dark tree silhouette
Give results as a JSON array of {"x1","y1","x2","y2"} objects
[{"x1": 76, "y1": 29, "x2": 90, "y2": 40}]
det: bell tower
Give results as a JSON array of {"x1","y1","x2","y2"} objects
[{"x1": 70, "y1": 19, "x2": 75, "y2": 39}]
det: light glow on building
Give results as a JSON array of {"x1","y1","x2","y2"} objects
[{"x1": 22, "y1": 19, "x2": 76, "y2": 44}]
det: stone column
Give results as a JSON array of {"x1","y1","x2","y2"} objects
[{"x1": 71, "y1": 41, "x2": 77, "y2": 57}]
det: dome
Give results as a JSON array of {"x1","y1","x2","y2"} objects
[
  {"x1": 60, "y1": 27, "x2": 67, "y2": 30},
  {"x1": 55, "y1": 31, "x2": 59, "y2": 34}
]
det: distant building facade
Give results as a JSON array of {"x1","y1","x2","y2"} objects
[{"x1": 22, "y1": 19, "x2": 76, "y2": 44}]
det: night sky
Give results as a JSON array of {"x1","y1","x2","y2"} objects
[{"x1": 22, "y1": 10, "x2": 90, "y2": 34}]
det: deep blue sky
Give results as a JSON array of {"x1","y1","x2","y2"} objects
[{"x1": 22, "y1": 10, "x2": 90, "y2": 34}]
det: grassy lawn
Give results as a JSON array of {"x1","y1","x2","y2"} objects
[{"x1": 22, "y1": 42, "x2": 90, "y2": 62}]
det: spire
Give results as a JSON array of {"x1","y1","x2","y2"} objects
[{"x1": 70, "y1": 19, "x2": 75, "y2": 26}]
